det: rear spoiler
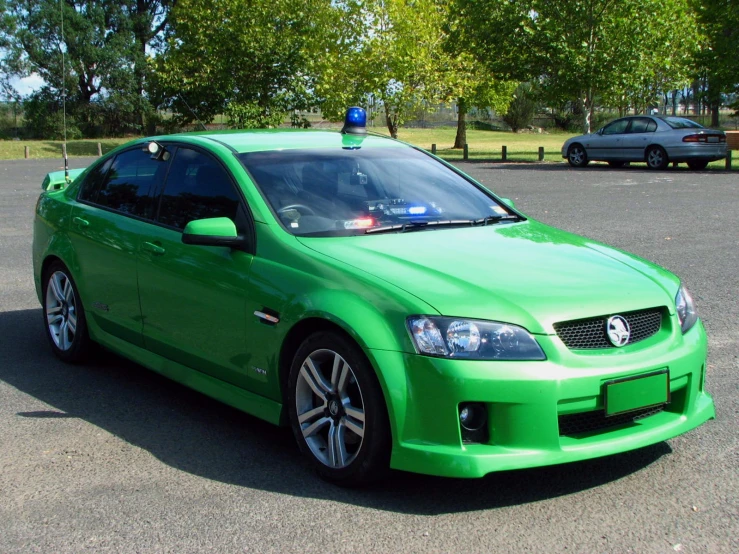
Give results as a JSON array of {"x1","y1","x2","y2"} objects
[{"x1": 41, "y1": 168, "x2": 86, "y2": 191}]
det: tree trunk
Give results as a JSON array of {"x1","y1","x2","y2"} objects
[
  {"x1": 384, "y1": 104, "x2": 398, "y2": 139},
  {"x1": 453, "y1": 97, "x2": 467, "y2": 149},
  {"x1": 580, "y1": 93, "x2": 592, "y2": 135},
  {"x1": 672, "y1": 90, "x2": 678, "y2": 116}
]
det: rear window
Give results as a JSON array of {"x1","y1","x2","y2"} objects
[{"x1": 663, "y1": 117, "x2": 704, "y2": 129}]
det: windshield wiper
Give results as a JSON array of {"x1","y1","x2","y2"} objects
[
  {"x1": 474, "y1": 214, "x2": 522, "y2": 225},
  {"x1": 365, "y1": 219, "x2": 475, "y2": 234}
]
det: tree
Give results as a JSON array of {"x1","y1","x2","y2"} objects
[
  {"x1": 157, "y1": 0, "x2": 331, "y2": 128},
  {"x1": 692, "y1": 0, "x2": 739, "y2": 124},
  {"x1": 314, "y1": 0, "x2": 449, "y2": 138},
  {"x1": 456, "y1": 0, "x2": 699, "y2": 134}
]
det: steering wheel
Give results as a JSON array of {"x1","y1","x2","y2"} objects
[{"x1": 278, "y1": 204, "x2": 317, "y2": 216}]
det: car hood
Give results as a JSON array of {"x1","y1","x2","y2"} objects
[{"x1": 298, "y1": 221, "x2": 677, "y2": 335}]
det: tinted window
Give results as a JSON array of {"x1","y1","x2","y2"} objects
[
  {"x1": 157, "y1": 147, "x2": 241, "y2": 230},
  {"x1": 78, "y1": 158, "x2": 112, "y2": 202},
  {"x1": 628, "y1": 118, "x2": 655, "y2": 134},
  {"x1": 602, "y1": 119, "x2": 630, "y2": 135},
  {"x1": 95, "y1": 149, "x2": 166, "y2": 218}
]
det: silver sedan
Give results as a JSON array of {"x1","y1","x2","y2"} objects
[{"x1": 562, "y1": 116, "x2": 727, "y2": 170}]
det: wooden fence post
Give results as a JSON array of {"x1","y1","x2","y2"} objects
[
  {"x1": 502, "y1": 145, "x2": 507, "y2": 161},
  {"x1": 62, "y1": 144, "x2": 67, "y2": 159},
  {"x1": 463, "y1": 144, "x2": 469, "y2": 160},
  {"x1": 24, "y1": 146, "x2": 29, "y2": 159},
  {"x1": 726, "y1": 151, "x2": 733, "y2": 170},
  {"x1": 538, "y1": 147, "x2": 544, "y2": 161},
  {"x1": 97, "y1": 142, "x2": 103, "y2": 156},
  {"x1": 431, "y1": 143, "x2": 436, "y2": 155}
]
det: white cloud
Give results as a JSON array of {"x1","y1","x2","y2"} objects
[{"x1": 10, "y1": 73, "x2": 46, "y2": 96}]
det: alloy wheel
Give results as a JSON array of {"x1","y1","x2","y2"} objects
[
  {"x1": 295, "y1": 348, "x2": 365, "y2": 469},
  {"x1": 45, "y1": 270, "x2": 78, "y2": 351}
]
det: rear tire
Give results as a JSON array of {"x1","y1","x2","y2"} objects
[
  {"x1": 687, "y1": 160, "x2": 709, "y2": 170},
  {"x1": 287, "y1": 331, "x2": 391, "y2": 486},
  {"x1": 42, "y1": 261, "x2": 92, "y2": 363},
  {"x1": 645, "y1": 146, "x2": 669, "y2": 170},
  {"x1": 567, "y1": 144, "x2": 589, "y2": 168}
]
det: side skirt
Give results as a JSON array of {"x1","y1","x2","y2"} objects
[{"x1": 93, "y1": 327, "x2": 285, "y2": 426}]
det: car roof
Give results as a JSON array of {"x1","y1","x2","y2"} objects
[{"x1": 151, "y1": 129, "x2": 408, "y2": 154}]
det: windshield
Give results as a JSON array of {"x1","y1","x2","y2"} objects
[
  {"x1": 238, "y1": 147, "x2": 517, "y2": 236},
  {"x1": 662, "y1": 117, "x2": 704, "y2": 129}
]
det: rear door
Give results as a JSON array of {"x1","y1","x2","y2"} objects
[
  {"x1": 621, "y1": 117, "x2": 658, "y2": 160},
  {"x1": 137, "y1": 144, "x2": 257, "y2": 389},
  {"x1": 68, "y1": 147, "x2": 169, "y2": 346}
]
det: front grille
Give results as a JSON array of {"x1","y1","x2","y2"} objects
[
  {"x1": 554, "y1": 308, "x2": 663, "y2": 350},
  {"x1": 559, "y1": 405, "x2": 664, "y2": 437}
]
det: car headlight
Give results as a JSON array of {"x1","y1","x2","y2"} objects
[
  {"x1": 675, "y1": 283, "x2": 698, "y2": 333},
  {"x1": 407, "y1": 316, "x2": 546, "y2": 360}
]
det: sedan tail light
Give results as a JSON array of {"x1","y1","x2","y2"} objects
[{"x1": 683, "y1": 134, "x2": 726, "y2": 143}]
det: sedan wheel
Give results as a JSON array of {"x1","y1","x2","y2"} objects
[
  {"x1": 288, "y1": 332, "x2": 390, "y2": 485},
  {"x1": 43, "y1": 262, "x2": 92, "y2": 362},
  {"x1": 646, "y1": 146, "x2": 669, "y2": 170},
  {"x1": 567, "y1": 144, "x2": 589, "y2": 168}
]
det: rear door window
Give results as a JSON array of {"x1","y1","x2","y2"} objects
[
  {"x1": 95, "y1": 148, "x2": 167, "y2": 219},
  {"x1": 627, "y1": 118, "x2": 655, "y2": 134},
  {"x1": 77, "y1": 158, "x2": 113, "y2": 203}
]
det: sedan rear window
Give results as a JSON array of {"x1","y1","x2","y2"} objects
[{"x1": 662, "y1": 117, "x2": 704, "y2": 129}]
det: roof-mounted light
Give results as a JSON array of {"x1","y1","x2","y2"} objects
[{"x1": 341, "y1": 107, "x2": 367, "y2": 136}]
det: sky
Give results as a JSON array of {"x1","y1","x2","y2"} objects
[{"x1": 9, "y1": 74, "x2": 44, "y2": 96}]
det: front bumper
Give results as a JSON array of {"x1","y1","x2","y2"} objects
[{"x1": 372, "y1": 320, "x2": 714, "y2": 478}]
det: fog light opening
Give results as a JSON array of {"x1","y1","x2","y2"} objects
[{"x1": 459, "y1": 402, "x2": 489, "y2": 444}]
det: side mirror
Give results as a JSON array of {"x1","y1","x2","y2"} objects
[
  {"x1": 182, "y1": 217, "x2": 244, "y2": 248},
  {"x1": 500, "y1": 198, "x2": 515, "y2": 209}
]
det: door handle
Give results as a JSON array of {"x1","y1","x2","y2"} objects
[
  {"x1": 142, "y1": 241, "x2": 166, "y2": 255},
  {"x1": 72, "y1": 216, "x2": 89, "y2": 228}
]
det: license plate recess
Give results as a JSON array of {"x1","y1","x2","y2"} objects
[{"x1": 604, "y1": 370, "x2": 669, "y2": 416}]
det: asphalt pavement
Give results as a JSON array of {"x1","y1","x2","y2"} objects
[{"x1": 0, "y1": 156, "x2": 737, "y2": 553}]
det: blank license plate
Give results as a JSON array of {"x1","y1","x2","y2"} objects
[
  {"x1": 604, "y1": 370, "x2": 669, "y2": 416},
  {"x1": 707, "y1": 136, "x2": 719, "y2": 143}
]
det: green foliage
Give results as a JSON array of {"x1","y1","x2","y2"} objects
[
  {"x1": 314, "y1": 0, "x2": 450, "y2": 138},
  {"x1": 456, "y1": 0, "x2": 700, "y2": 133},
  {"x1": 158, "y1": 0, "x2": 330, "y2": 128},
  {"x1": 503, "y1": 83, "x2": 537, "y2": 132},
  {"x1": 23, "y1": 88, "x2": 82, "y2": 139}
]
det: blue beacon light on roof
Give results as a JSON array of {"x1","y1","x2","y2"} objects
[{"x1": 341, "y1": 107, "x2": 367, "y2": 136}]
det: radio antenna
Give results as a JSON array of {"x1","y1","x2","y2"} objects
[
  {"x1": 178, "y1": 94, "x2": 207, "y2": 131},
  {"x1": 60, "y1": 0, "x2": 69, "y2": 182}
]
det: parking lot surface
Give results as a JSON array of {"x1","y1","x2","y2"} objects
[{"x1": 1, "y1": 157, "x2": 737, "y2": 553}]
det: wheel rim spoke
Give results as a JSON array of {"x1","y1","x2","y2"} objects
[
  {"x1": 59, "y1": 321, "x2": 69, "y2": 350},
  {"x1": 47, "y1": 314, "x2": 64, "y2": 326},
  {"x1": 302, "y1": 416, "x2": 330, "y2": 439},
  {"x1": 298, "y1": 405, "x2": 325, "y2": 425},
  {"x1": 343, "y1": 416, "x2": 364, "y2": 438},
  {"x1": 63, "y1": 278, "x2": 73, "y2": 304},
  {"x1": 67, "y1": 311, "x2": 77, "y2": 334},
  {"x1": 304, "y1": 356, "x2": 331, "y2": 393},
  {"x1": 50, "y1": 273, "x2": 65, "y2": 302},
  {"x1": 344, "y1": 404, "x2": 365, "y2": 423},
  {"x1": 299, "y1": 366, "x2": 328, "y2": 402},
  {"x1": 327, "y1": 421, "x2": 348, "y2": 467}
]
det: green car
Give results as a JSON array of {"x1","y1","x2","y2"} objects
[{"x1": 33, "y1": 108, "x2": 714, "y2": 485}]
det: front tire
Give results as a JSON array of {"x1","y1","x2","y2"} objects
[
  {"x1": 687, "y1": 160, "x2": 709, "y2": 170},
  {"x1": 567, "y1": 144, "x2": 589, "y2": 167},
  {"x1": 646, "y1": 146, "x2": 669, "y2": 170},
  {"x1": 287, "y1": 331, "x2": 391, "y2": 486},
  {"x1": 42, "y1": 261, "x2": 92, "y2": 363}
]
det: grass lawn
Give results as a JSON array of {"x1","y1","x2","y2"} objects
[
  {"x1": 0, "y1": 138, "x2": 131, "y2": 160},
  {"x1": 1, "y1": 128, "x2": 736, "y2": 170}
]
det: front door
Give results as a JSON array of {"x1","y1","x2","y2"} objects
[{"x1": 137, "y1": 145, "x2": 256, "y2": 388}]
